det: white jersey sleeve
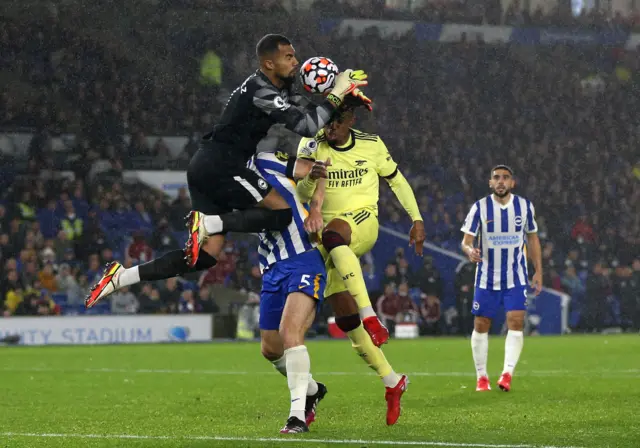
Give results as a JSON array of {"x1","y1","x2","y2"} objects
[{"x1": 461, "y1": 201, "x2": 481, "y2": 236}]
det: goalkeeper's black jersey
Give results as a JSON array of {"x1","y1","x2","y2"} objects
[{"x1": 206, "y1": 70, "x2": 335, "y2": 166}]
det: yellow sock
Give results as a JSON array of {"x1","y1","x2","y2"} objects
[
  {"x1": 330, "y1": 245, "x2": 372, "y2": 311},
  {"x1": 348, "y1": 323, "x2": 400, "y2": 388}
]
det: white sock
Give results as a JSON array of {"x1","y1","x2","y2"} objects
[
  {"x1": 284, "y1": 345, "x2": 310, "y2": 421},
  {"x1": 271, "y1": 355, "x2": 319, "y2": 396},
  {"x1": 307, "y1": 374, "x2": 319, "y2": 396},
  {"x1": 471, "y1": 330, "x2": 489, "y2": 379},
  {"x1": 503, "y1": 330, "x2": 524, "y2": 375},
  {"x1": 382, "y1": 370, "x2": 402, "y2": 388},
  {"x1": 117, "y1": 266, "x2": 140, "y2": 288},
  {"x1": 359, "y1": 305, "x2": 377, "y2": 319},
  {"x1": 203, "y1": 215, "x2": 223, "y2": 235},
  {"x1": 271, "y1": 356, "x2": 288, "y2": 377}
]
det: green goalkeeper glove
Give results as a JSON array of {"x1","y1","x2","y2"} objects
[{"x1": 326, "y1": 69, "x2": 368, "y2": 108}]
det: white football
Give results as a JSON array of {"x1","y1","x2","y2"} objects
[{"x1": 299, "y1": 56, "x2": 339, "y2": 94}]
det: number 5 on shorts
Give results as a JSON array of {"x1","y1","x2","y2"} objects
[{"x1": 300, "y1": 275, "x2": 311, "y2": 287}]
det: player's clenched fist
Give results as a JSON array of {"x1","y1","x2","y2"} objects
[
  {"x1": 309, "y1": 159, "x2": 331, "y2": 180},
  {"x1": 304, "y1": 208, "x2": 324, "y2": 235}
]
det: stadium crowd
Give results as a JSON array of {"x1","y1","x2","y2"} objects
[
  {"x1": 136, "y1": 0, "x2": 640, "y2": 29},
  {"x1": 310, "y1": 0, "x2": 639, "y2": 29},
  {"x1": 1, "y1": 4, "x2": 639, "y2": 333}
]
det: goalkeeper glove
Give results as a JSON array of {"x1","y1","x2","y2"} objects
[
  {"x1": 326, "y1": 69, "x2": 368, "y2": 108},
  {"x1": 349, "y1": 88, "x2": 373, "y2": 111}
]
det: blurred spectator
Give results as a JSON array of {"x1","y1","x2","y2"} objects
[
  {"x1": 111, "y1": 286, "x2": 139, "y2": 314},
  {"x1": 127, "y1": 231, "x2": 153, "y2": 264},
  {"x1": 381, "y1": 262, "x2": 398, "y2": 290},
  {"x1": 179, "y1": 289, "x2": 200, "y2": 313},
  {"x1": 3, "y1": 270, "x2": 24, "y2": 314},
  {"x1": 239, "y1": 265, "x2": 262, "y2": 295},
  {"x1": 128, "y1": 131, "x2": 151, "y2": 158},
  {"x1": 37, "y1": 199, "x2": 61, "y2": 239},
  {"x1": 419, "y1": 291, "x2": 441, "y2": 335},
  {"x1": 613, "y1": 265, "x2": 638, "y2": 331},
  {"x1": 197, "y1": 285, "x2": 220, "y2": 314},
  {"x1": 0, "y1": 233, "x2": 14, "y2": 260},
  {"x1": 170, "y1": 187, "x2": 192, "y2": 230},
  {"x1": 236, "y1": 292, "x2": 260, "y2": 340},
  {"x1": 376, "y1": 282, "x2": 418, "y2": 333},
  {"x1": 137, "y1": 283, "x2": 162, "y2": 314},
  {"x1": 60, "y1": 201, "x2": 83, "y2": 241},
  {"x1": 150, "y1": 218, "x2": 180, "y2": 253},
  {"x1": 454, "y1": 261, "x2": 476, "y2": 335},
  {"x1": 580, "y1": 262, "x2": 611, "y2": 332},
  {"x1": 38, "y1": 263, "x2": 58, "y2": 292},
  {"x1": 14, "y1": 291, "x2": 42, "y2": 316},
  {"x1": 415, "y1": 256, "x2": 443, "y2": 300},
  {"x1": 571, "y1": 216, "x2": 596, "y2": 244},
  {"x1": 0, "y1": 205, "x2": 7, "y2": 234},
  {"x1": 16, "y1": 191, "x2": 37, "y2": 222},
  {"x1": 132, "y1": 201, "x2": 154, "y2": 232},
  {"x1": 56, "y1": 263, "x2": 83, "y2": 305},
  {"x1": 198, "y1": 243, "x2": 237, "y2": 287},
  {"x1": 21, "y1": 260, "x2": 39, "y2": 287},
  {"x1": 160, "y1": 278, "x2": 181, "y2": 313},
  {"x1": 561, "y1": 265, "x2": 586, "y2": 299},
  {"x1": 101, "y1": 247, "x2": 116, "y2": 265},
  {"x1": 396, "y1": 256, "x2": 412, "y2": 286},
  {"x1": 54, "y1": 230, "x2": 73, "y2": 260},
  {"x1": 86, "y1": 254, "x2": 103, "y2": 284}
]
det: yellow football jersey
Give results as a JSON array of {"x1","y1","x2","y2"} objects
[{"x1": 297, "y1": 128, "x2": 397, "y2": 223}]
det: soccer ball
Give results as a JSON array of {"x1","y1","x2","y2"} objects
[{"x1": 299, "y1": 56, "x2": 339, "y2": 94}]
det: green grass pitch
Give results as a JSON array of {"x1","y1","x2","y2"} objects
[{"x1": 0, "y1": 335, "x2": 639, "y2": 448}]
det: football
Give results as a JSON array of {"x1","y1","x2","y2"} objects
[{"x1": 299, "y1": 56, "x2": 339, "y2": 94}]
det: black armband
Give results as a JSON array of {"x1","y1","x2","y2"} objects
[{"x1": 286, "y1": 156, "x2": 297, "y2": 179}]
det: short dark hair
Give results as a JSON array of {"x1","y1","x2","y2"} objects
[
  {"x1": 256, "y1": 34, "x2": 291, "y2": 59},
  {"x1": 341, "y1": 94, "x2": 363, "y2": 111},
  {"x1": 337, "y1": 93, "x2": 368, "y2": 118},
  {"x1": 335, "y1": 103, "x2": 356, "y2": 123},
  {"x1": 491, "y1": 165, "x2": 514, "y2": 176}
]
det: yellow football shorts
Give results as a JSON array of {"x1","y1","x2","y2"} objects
[{"x1": 318, "y1": 207, "x2": 379, "y2": 297}]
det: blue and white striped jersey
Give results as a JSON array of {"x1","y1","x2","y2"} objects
[
  {"x1": 248, "y1": 152, "x2": 316, "y2": 272},
  {"x1": 461, "y1": 194, "x2": 538, "y2": 290}
]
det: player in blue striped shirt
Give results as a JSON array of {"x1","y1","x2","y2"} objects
[
  {"x1": 251, "y1": 151, "x2": 330, "y2": 434},
  {"x1": 460, "y1": 165, "x2": 543, "y2": 392}
]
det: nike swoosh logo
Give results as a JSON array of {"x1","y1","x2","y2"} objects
[
  {"x1": 299, "y1": 285, "x2": 306, "y2": 289},
  {"x1": 291, "y1": 398, "x2": 300, "y2": 402},
  {"x1": 486, "y1": 220, "x2": 494, "y2": 224}
]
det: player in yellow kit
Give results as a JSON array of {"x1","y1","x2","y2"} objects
[{"x1": 296, "y1": 101, "x2": 425, "y2": 425}]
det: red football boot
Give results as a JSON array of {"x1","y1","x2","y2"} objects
[
  {"x1": 497, "y1": 372, "x2": 512, "y2": 392},
  {"x1": 85, "y1": 261, "x2": 122, "y2": 308},
  {"x1": 385, "y1": 374, "x2": 408, "y2": 425},
  {"x1": 476, "y1": 375, "x2": 491, "y2": 391}
]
